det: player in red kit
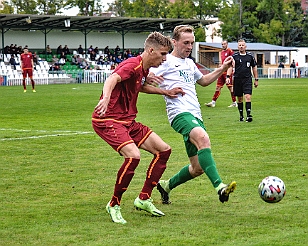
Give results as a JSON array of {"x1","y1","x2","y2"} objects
[
  {"x1": 92, "y1": 32, "x2": 184, "y2": 224},
  {"x1": 20, "y1": 48, "x2": 36, "y2": 92},
  {"x1": 206, "y1": 40, "x2": 236, "y2": 107}
]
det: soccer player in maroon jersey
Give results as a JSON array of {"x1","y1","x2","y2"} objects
[
  {"x1": 20, "y1": 48, "x2": 36, "y2": 93},
  {"x1": 206, "y1": 40, "x2": 237, "y2": 108},
  {"x1": 92, "y1": 32, "x2": 184, "y2": 224}
]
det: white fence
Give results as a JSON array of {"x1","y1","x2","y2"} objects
[{"x1": 257, "y1": 67, "x2": 308, "y2": 79}]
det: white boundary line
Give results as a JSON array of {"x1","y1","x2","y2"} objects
[{"x1": 0, "y1": 128, "x2": 93, "y2": 141}]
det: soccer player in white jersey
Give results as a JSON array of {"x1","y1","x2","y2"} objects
[{"x1": 146, "y1": 25, "x2": 236, "y2": 204}]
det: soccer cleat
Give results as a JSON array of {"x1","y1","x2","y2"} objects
[
  {"x1": 228, "y1": 102, "x2": 238, "y2": 108},
  {"x1": 246, "y1": 115, "x2": 253, "y2": 122},
  {"x1": 134, "y1": 197, "x2": 165, "y2": 217},
  {"x1": 205, "y1": 101, "x2": 216, "y2": 107},
  {"x1": 32, "y1": 89, "x2": 36, "y2": 93},
  {"x1": 106, "y1": 201, "x2": 127, "y2": 224},
  {"x1": 24, "y1": 90, "x2": 27, "y2": 93},
  {"x1": 157, "y1": 180, "x2": 171, "y2": 204},
  {"x1": 218, "y1": 181, "x2": 237, "y2": 203},
  {"x1": 239, "y1": 116, "x2": 244, "y2": 122}
]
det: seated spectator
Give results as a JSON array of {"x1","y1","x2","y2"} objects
[
  {"x1": 115, "y1": 54, "x2": 123, "y2": 64},
  {"x1": 104, "y1": 46, "x2": 109, "y2": 54},
  {"x1": 90, "y1": 50, "x2": 96, "y2": 61},
  {"x1": 97, "y1": 55, "x2": 105, "y2": 65},
  {"x1": 115, "y1": 45, "x2": 121, "y2": 55},
  {"x1": 62, "y1": 45, "x2": 70, "y2": 55},
  {"x1": 76, "y1": 55, "x2": 82, "y2": 66},
  {"x1": 79, "y1": 58, "x2": 90, "y2": 69},
  {"x1": 56, "y1": 45, "x2": 62, "y2": 55},
  {"x1": 9, "y1": 54, "x2": 20, "y2": 70},
  {"x1": 94, "y1": 46, "x2": 99, "y2": 54},
  {"x1": 46, "y1": 45, "x2": 53, "y2": 55},
  {"x1": 77, "y1": 45, "x2": 83, "y2": 55},
  {"x1": 71, "y1": 54, "x2": 79, "y2": 65},
  {"x1": 32, "y1": 52, "x2": 39, "y2": 66},
  {"x1": 87, "y1": 45, "x2": 93, "y2": 54},
  {"x1": 59, "y1": 51, "x2": 67, "y2": 62}
]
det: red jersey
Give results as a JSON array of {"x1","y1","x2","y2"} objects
[
  {"x1": 92, "y1": 56, "x2": 148, "y2": 121},
  {"x1": 20, "y1": 52, "x2": 33, "y2": 69},
  {"x1": 221, "y1": 48, "x2": 234, "y2": 63},
  {"x1": 221, "y1": 48, "x2": 233, "y2": 75}
]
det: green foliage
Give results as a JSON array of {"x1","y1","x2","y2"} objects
[{"x1": 1, "y1": 80, "x2": 308, "y2": 245}]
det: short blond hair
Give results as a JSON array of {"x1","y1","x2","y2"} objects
[
  {"x1": 144, "y1": 32, "x2": 172, "y2": 51},
  {"x1": 172, "y1": 25, "x2": 194, "y2": 41}
]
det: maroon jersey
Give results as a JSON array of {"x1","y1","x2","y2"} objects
[
  {"x1": 20, "y1": 52, "x2": 33, "y2": 69},
  {"x1": 221, "y1": 48, "x2": 233, "y2": 75},
  {"x1": 92, "y1": 56, "x2": 148, "y2": 121}
]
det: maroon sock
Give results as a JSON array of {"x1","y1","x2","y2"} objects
[
  {"x1": 22, "y1": 79, "x2": 26, "y2": 90},
  {"x1": 139, "y1": 149, "x2": 171, "y2": 200},
  {"x1": 110, "y1": 158, "x2": 140, "y2": 206},
  {"x1": 212, "y1": 91, "x2": 220, "y2": 101}
]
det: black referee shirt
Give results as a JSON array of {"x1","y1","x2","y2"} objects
[{"x1": 232, "y1": 52, "x2": 257, "y2": 78}]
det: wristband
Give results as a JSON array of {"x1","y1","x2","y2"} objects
[
  {"x1": 255, "y1": 78, "x2": 258, "y2": 81},
  {"x1": 226, "y1": 75, "x2": 230, "y2": 78}
]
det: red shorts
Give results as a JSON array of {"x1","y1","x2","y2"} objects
[
  {"x1": 217, "y1": 73, "x2": 233, "y2": 88},
  {"x1": 92, "y1": 119, "x2": 152, "y2": 152},
  {"x1": 22, "y1": 69, "x2": 33, "y2": 78}
]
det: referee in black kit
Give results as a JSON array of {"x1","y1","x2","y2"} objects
[{"x1": 226, "y1": 39, "x2": 258, "y2": 122}]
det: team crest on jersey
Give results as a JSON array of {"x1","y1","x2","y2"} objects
[
  {"x1": 141, "y1": 76, "x2": 146, "y2": 85},
  {"x1": 247, "y1": 62, "x2": 250, "y2": 67}
]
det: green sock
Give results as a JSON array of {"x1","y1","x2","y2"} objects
[
  {"x1": 169, "y1": 164, "x2": 194, "y2": 190},
  {"x1": 197, "y1": 148, "x2": 222, "y2": 188}
]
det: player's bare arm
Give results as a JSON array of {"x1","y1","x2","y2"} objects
[
  {"x1": 141, "y1": 84, "x2": 185, "y2": 98},
  {"x1": 198, "y1": 56, "x2": 234, "y2": 87},
  {"x1": 252, "y1": 66, "x2": 259, "y2": 88},
  {"x1": 95, "y1": 73, "x2": 121, "y2": 117}
]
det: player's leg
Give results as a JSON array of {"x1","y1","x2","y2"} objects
[
  {"x1": 227, "y1": 78, "x2": 237, "y2": 107},
  {"x1": 234, "y1": 78, "x2": 244, "y2": 121},
  {"x1": 22, "y1": 70, "x2": 27, "y2": 92},
  {"x1": 92, "y1": 120, "x2": 140, "y2": 224},
  {"x1": 27, "y1": 70, "x2": 36, "y2": 92},
  {"x1": 206, "y1": 76, "x2": 224, "y2": 107},
  {"x1": 133, "y1": 124, "x2": 169, "y2": 216},
  {"x1": 243, "y1": 78, "x2": 253, "y2": 122},
  {"x1": 188, "y1": 123, "x2": 236, "y2": 203}
]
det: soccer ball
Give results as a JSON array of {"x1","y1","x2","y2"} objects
[{"x1": 258, "y1": 176, "x2": 286, "y2": 203}]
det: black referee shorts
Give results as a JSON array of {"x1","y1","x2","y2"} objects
[{"x1": 233, "y1": 77, "x2": 253, "y2": 96}]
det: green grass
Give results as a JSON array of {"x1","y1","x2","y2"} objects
[{"x1": 0, "y1": 79, "x2": 307, "y2": 245}]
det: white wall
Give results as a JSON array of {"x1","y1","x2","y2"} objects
[{"x1": 2, "y1": 30, "x2": 150, "y2": 51}]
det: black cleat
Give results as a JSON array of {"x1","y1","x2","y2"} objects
[
  {"x1": 218, "y1": 181, "x2": 237, "y2": 203},
  {"x1": 157, "y1": 181, "x2": 171, "y2": 204},
  {"x1": 246, "y1": 115, "x2": 253, "y2": 122}
]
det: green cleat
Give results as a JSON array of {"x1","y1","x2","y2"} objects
[
  {"x1": 157, "y1": 180, "x2": 171, "y2": 204},
  {"x1": 218, "y1": 181, "x2": 237, "y2": 203},
  {"x1": 106, "y1": 201, "x2": 127, "y2": 224},
  {"x1": 134, "y1": 197, "x2": 165, "y2": 217}
]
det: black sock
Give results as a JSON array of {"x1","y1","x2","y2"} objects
[
  {"x1": 246, "y1": 102, "x2": 251, "y2": 116},
  {"x1": 238, "y1": 102, "x2": 244, "y2": 117}
]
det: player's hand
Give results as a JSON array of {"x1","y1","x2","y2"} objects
[
  {"x1": 222, "y1": 56, "x2": 235, "y2": 69},
  {"x1": 254, "y1": 81, "x2": 258, "y2": 88},
  {"x1": 164, "y1": 87, "x2": 185, "y2": 98},
  {"x1": 146, "y1": 74, "x2": 164, "y2": 86},
  {"x1": 226, "y1": 77, "x2": 231, "y2": 85},
  {"x1": 94, "y1": 97, "x2": 109, "y2": 117}
]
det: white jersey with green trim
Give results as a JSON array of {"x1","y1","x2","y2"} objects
[{"x1": 150, "y1": 54, "x2": 204, "y2": 124}]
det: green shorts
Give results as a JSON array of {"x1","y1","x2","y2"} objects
[{"x1": 171, "y1": 112, "x2": 206, "y2": 157}]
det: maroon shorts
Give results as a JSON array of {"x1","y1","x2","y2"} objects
[
  {"x1": 92, "y1": 119, "x2": 153, "y2": 152},
  {"x1": 217, "y1": 73, "x2": 233, "y2": 87},
  {"x1": 22, "y1": 69, "x2": 33, "y2": 78}
]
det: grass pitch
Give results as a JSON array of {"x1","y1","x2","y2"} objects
[{"x1": 0, "y1": 79, "x2": 307, "y2": 245}]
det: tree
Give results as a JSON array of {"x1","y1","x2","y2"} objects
[
  {"x1": 36, "y1": 0, "x2": 64, "y2": 15},
  {"x1": 11, "y1": 0, "x2": 39, "y2": 14}
]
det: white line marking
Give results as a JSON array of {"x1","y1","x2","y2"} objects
[{"x1": 0, "y1": 128, "x2": 93, "y2": 141}]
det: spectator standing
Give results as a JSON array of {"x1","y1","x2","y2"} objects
[
  {"x1": 77, "y1": 45, "x2": 84, "y2": 55},
  {"x1": 62, "y1": 45, "x2": 70, "y2": 55},
  {"x1": 290, "y1": 59, "x2": 297, "y2": 78},
  {"x1": 20, "y1": 47, "x2": 36, "y2": 93},
  {"x1": 56, "y1": 45, "x2": 62, "y2": 55},
  {"x1": 104, "y1": 46, "x2": 109, "y2": 54},
  {"x1": 46, "y1": 45, "x2": 53, "y2": 55}
]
